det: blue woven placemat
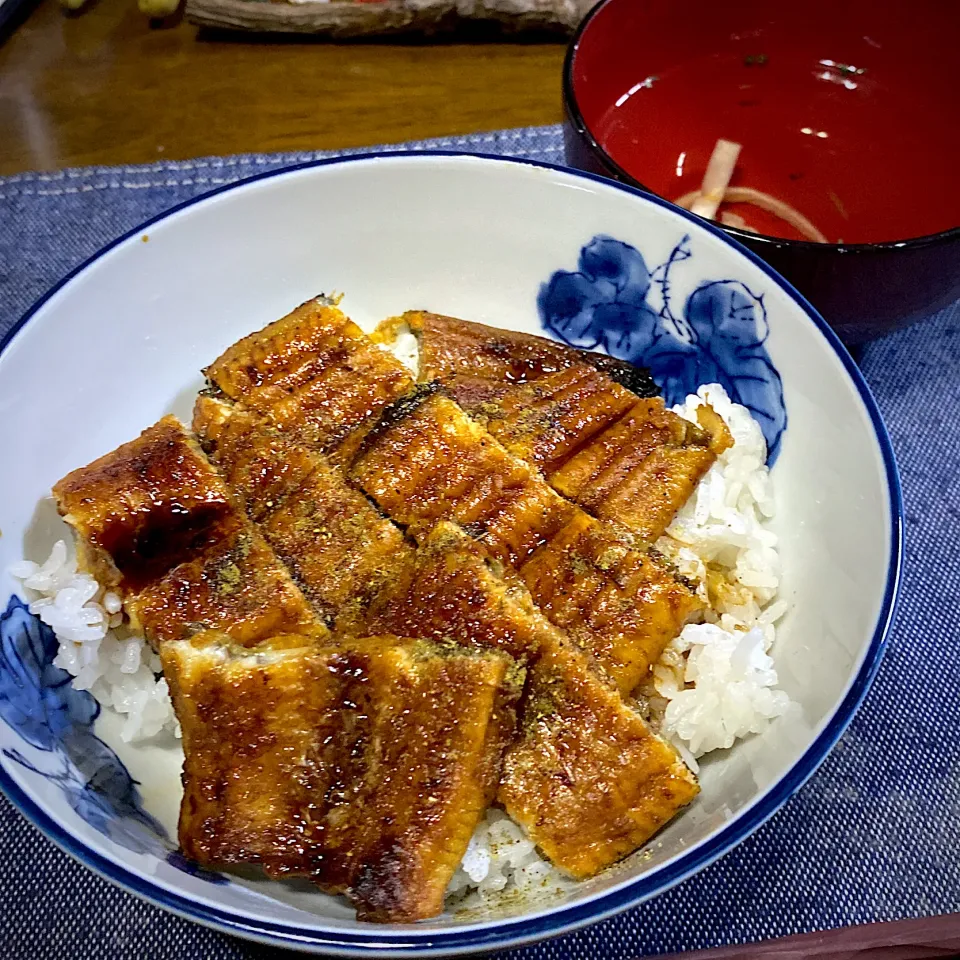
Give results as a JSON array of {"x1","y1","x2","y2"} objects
[{"x1": 1, "y1": 125, "x2": 958, "y2": 960}]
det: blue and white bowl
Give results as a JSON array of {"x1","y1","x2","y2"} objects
[{"x1": 0, "y1": 154, "x2": 901, "y2": 956}]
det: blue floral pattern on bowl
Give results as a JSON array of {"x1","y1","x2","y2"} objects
[
  {"x1": 0, "y1": 595, "x2": 226, "y2": 882},
  {"x1": 538, "y1": 235, "x2": 787, "y2": 462}
]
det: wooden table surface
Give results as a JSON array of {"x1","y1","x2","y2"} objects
[{"x1": 0, "y1": 0, "x2": 565, "y2": 176}]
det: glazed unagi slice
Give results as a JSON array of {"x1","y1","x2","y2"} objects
[
  {"x1": 550, "y1": 398, "x2": 731, "y2": 540},
  {"x1": 469, "y1": 365, "x2": 638, "y2": 471},
  {"x1": 126, "y1": 517, "x2": 326, "y2": 647},
  {"x1": 321, "y1": 640, "x2": 521, "y2": 922},
  {"x1": 204, "y1": 305, "x2": 701, "y2": 687},
  {"x1": 193, "y1": 396, "x2": 415, "y2": 623},
  {"x1": 204, "y1": 297, "x2": 414, "y2": 465},
  {"x1": 364, "y1": 521, "x2": 555, "y2": 663},
  {"x1": 52, "y1": 416, "x2": 233, "y2": 593},
  {"x1": 52, "y1": 417, "x2": 325, "y2": 647},
  {"x1": 195, "y1": 393, "x2": 564, "y2": 662},
  {"x1": 380, "y1": 310, "x2": 659, "y2": 398},
  {"x1": 498, "y1": 629, "x2": 699, "y2": 879},
  {"x1": 380, "y1": 312, "x2": 643, "y2": 470},
  {"x1": 384, "y1": 311, "x2": 731, "y2": 543},
  {"x1": 163, "y1": 632, "x2": 338, "y2": 873},
  {"x1": 521, "y1": 512, "x2": 702, "y2": 694},
  {"x1": 350, "y1": 391, "x2": 702, "y2": 692},
  {"x1": 163, "y1": 631, "x2": 521, "y2": 922},
  {"x1": 361, "y1": 524, "x2": 700, "y2": 879},
  {"x1": 350, "y1": 389, "x2": 577, "y2": 567}
]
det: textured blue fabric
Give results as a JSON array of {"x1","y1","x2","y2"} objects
[{"x1": 1, "y1": 125, "x2": 958, "y2": 960}]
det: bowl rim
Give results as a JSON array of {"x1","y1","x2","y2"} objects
[
  {"x1": 0, "y1": 150, "x2": 904, "y2": 958},
  {"x1": 562, "y1": 0, "x2": 960, "y2": 254}
]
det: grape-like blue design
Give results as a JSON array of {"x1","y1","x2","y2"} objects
[
  {"x1": 538, "y1": 235, "x2": 787, "y2": 462},
  {"x1": 0, "y1": 595, "x2": 226, "y2": 883}
]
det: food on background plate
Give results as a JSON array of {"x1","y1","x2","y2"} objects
[
  {"x1": 672, "y1": 138, "x2": 827, "y2": 243},
  {"x1": 11, "y1": 296, "x2": 789, "y2": 921}
]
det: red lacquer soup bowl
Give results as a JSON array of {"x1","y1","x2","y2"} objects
[{"x1": 563, "y1": 0, "x2": 960, "y2": 344}]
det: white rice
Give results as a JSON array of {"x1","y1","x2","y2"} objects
[
  {"x1": 7, "y1": 381, "x2": 787, "y2": 906},
  {"x1": 652, "y1": 383, "x2": 790, "y2": 765},
  {"x1": 383, "y1": 327, "x2": 421, "y2": 372},
  {"x1": 9, "y1": 542, "x2": 179, "y2": 743},
  {"x1": 447, "y1": 808, "x2": 574, "y2": 908}
]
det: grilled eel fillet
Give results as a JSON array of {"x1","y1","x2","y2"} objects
[
  {"x1": 51, "y1": 416, "x2": 524, "y2": 918},
  {"x1": 195, "y1": 395, "x2": 547, "y2": 660},
  {"x1": 374, "y1": 526, "x2": 700, "y2": 877},
  {"x1": 499, "y1": 628, "x2": 698, "y2": 879},
  {"x1": 373, "y1": 309, "x2": 659, "y2": 399},
  {"x1": 193, "y1": 395, "x2": 415, "y2": 626},
  {"x1": 51, "y1": 392, "x2": 695, "y2": 893},
  {"x1": 203, "y1": 297, "x2": 414, "y2": 466},
  {"x1": 204, "y1": 300, "x2": 703, "y2": 694},
  {"x1": 52, "y1": 416, "x2": 327, "y2": 648},
  {"x1": 350, "y1": 391, "x2": 702, "y2": 695},
  {"x1": 191, "y1": 396, "x2": 699, "y2": 877},
  {"x1": 163, "y1": 631, "x2": 521, "y2": 922},
  {"x1": 378, "y1": 311, "x2": 732, "y2": 542}
]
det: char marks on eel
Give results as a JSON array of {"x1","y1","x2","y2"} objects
[
  {"x1": 52, "y1": 412, "x2": 520, "y2": 921},
  {"x1": 193, "y1": 396, "x2": 415, "y2": 626},
  {"x1": 205, "y1": 300, "x2": 703, "y2": 691},
  {"x1": 163, "y1": 631, "x2": 520, "y2": 922},
  {"x1": 348, "y1": 388, "x2": 702, "y2": 694},
  {"x1": 202, "y1": 298, "x2": 703, "y2": 863},
  {"x1": 383, "y1": 311, "x2": 732, "y2": 543}
]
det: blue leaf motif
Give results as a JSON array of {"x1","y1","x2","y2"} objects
[
  {"x1": 596, "y1": 301, "x2": 662, "y2": 359},
  {"x1": 63, "y1": 779, "x2": 166, "y2": 854},
  {"x1": 683, "y1": 281, "x2": 786, "y2": 460},
  {"x1": 0, "y1": 596, "x2": 170, "y2": 858},
  {"x1": 540, "y1": 235, "x2": 662, "y2": 360},
  {"x1": 0, "y1": 597, "x2": 98, "y2": 751},
  {"x1": 1, "y1": 597, "x2": 231, "y2": 884},
  {"x1": 640, "y1": 332, "x2": 700, "y2": 410},
  {"x1": 538, "y1": 234, "x2": 787, "y2": 464},
  {"x1": 61, "y1": 728, "x2": 166, "y2": 837},
  {"x1": 578, "y1": 236, "x2": 652, "y2": 307},
  {"x1": 537, "y1": 271, "x2": 605, "y2": 348}
]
